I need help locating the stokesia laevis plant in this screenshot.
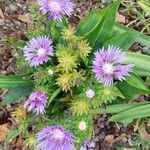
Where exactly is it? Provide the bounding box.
[37,0,74,20]
[37,125,75,150]
[92,45,134,86]
[2,0,150,149]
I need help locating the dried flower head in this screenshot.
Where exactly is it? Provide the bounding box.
[23,36,53,67]
[77,40,92,58]
[37,125,75,150]
[38,0,74,20]
[24,91,48,115]
[71,99,90,116]
[92,45,134,86]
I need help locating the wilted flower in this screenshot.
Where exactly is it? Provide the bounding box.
[24,91,47,115]
[37,125,75,150]
[37,0,74,20]
[23,36,53,67]
[86,89,95,99]
[92,45,134,86]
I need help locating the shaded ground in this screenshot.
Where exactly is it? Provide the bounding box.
[0,0,150,150]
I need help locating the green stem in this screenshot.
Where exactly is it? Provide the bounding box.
[47,88,61,107]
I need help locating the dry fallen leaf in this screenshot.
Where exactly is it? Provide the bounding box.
[138,124,150,140]
[18,15,31,23]
[0,124,10,142]
[15,136,24,147]
[0,8,5,19]
[116,12,126,23]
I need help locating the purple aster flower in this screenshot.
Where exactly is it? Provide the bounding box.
[86,89,95,99]
[37,0,74,20]
[24,91,47,115]
[37,125,75,150]
[80,140,95,150]
[92,45,134,86]
[23,36,53,67]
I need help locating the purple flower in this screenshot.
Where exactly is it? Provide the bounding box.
[80,140,95,150]
[23,36,53,67]
[24,91,47,115]
[92,45,134,86]
[86,89,95,99]
[37,125,75,150]
[37,0,74,20]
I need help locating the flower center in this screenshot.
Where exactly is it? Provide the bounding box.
[53,129,64,139]
[78,121,87,131]
[37,48,46,56]
[103,63,114,74]
[48,1,61,12]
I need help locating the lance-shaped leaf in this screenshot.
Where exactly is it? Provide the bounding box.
[91,101,150,114]
[104,32,135,51]
[2,86,33,105]
[114,24,150,47]
[109,104,150,126]
[125,52,150,76]
[85,0,121,48]
[0,76,33,89]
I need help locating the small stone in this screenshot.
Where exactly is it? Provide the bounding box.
[9,4,18,12]
[98,132,106,140]
[0,19,5,26]
[105,135,114,144]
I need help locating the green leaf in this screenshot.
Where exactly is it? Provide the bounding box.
[117,82,143,99]
[85,0,121,48]
[91,101,150,114]
[6,130,20,143]
[0,76,33,89]
[104,32,135,51]
[76,9,102,36]
[125,73,150,92]
[47,88,61,106]
[138,0,150,15]
[2,86,33,105]
[109,104,150,125]
[114,24,150,47]
[125,52,150,76]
